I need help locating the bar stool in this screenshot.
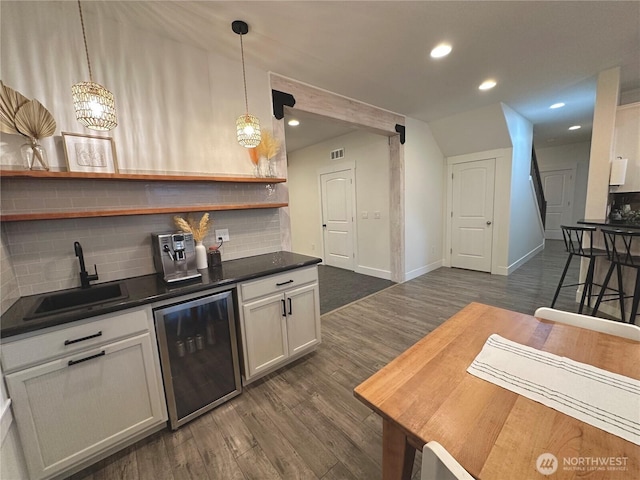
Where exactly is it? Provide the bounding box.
[592,229,640,325]
[551,226,609,313]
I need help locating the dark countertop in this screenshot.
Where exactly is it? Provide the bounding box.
[578,219,640,229]
[1,251,321,339]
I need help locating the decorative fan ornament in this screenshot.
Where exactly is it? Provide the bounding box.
[14,100,57,139]
[0,81,29,135]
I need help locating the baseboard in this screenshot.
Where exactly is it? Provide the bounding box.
[506,242,545,275]
[354,265,391,280]
[405,259,443,282]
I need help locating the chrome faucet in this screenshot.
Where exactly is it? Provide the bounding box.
[74,241,98,289]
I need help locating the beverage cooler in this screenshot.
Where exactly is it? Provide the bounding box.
[153,290,241,429]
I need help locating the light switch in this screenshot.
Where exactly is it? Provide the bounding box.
[362,211,368,219]
[374,211,381,219]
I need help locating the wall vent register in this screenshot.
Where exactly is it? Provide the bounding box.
[330,148,345,160]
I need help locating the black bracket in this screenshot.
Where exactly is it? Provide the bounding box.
[272,90,296,120]
[395,124,406,144]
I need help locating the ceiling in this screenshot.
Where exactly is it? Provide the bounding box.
[90,1,640,151]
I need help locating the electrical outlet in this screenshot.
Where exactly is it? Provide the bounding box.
[215,229,230,242]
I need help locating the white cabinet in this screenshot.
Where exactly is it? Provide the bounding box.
[239,266,321,383]
[1,308,166,480]
[612,102,640,192]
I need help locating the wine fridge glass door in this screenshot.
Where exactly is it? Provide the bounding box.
[154,290,241,429]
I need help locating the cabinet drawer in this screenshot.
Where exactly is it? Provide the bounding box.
[1,308,149,372]
[240,266,318,302]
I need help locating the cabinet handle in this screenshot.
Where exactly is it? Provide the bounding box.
[288,297,292,315]
[276,279,294,287]
[68,350,106,366]
[281,299,286,317]
[64,331,103,346]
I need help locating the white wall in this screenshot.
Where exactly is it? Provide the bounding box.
[403,117,445,280]
[502,104,545,271]
[288,131,391,278]
[536,141,591,224]
[428,103,512,157]
[0,1,272,175]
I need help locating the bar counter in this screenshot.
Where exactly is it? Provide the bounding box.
[578,218,640,229]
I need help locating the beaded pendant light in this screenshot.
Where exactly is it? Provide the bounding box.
[71,0,117,131]
[232,20,261,148]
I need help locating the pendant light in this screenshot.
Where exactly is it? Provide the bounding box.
[232,20,261,148]
[71,0,117,131]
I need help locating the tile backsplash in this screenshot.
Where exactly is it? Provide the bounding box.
[3,209,281,298]
[0,177,286,303]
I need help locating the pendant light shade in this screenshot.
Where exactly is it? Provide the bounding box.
[236,113,261,148]
[232,20,261,148]
[72,0,117,131]
[72,81,117,131]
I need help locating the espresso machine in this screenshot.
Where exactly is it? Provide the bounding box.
[152,232,202,283]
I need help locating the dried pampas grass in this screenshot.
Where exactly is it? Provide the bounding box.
[14,99,56,139]
[174,213,211,243]
[248,146,259,165]
[256,130,280,159]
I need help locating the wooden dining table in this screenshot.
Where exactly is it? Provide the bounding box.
[353,302,640,480]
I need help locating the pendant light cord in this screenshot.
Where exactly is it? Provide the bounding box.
[239,33,249,115]
[77,0,93,82]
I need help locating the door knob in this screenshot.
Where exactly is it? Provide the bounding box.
[486,221,492,225]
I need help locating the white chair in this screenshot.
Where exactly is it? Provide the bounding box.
[534,307,640,341]
[421,441,474,480]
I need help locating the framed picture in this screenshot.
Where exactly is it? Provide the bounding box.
[62,132,118,174]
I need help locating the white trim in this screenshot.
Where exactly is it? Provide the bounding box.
[354,265,391,280]
[506,241,545,275]
[405,259,443,282]
[1,399,13,445]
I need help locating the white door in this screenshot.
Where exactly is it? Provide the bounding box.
[541,169,575,240]
[451,159,495,272]
[320,170,354,270]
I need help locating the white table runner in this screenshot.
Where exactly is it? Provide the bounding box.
[467,334,640,446]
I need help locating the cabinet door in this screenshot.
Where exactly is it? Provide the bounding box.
[286,283,321,356]
[242,293,289,378]
[5,333,165,480]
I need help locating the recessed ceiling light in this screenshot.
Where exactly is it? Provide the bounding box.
[287,119,300,126]
[550,102,565,109]
[430,43,452,58]
[568,125,581,130]
[478,79,497,91]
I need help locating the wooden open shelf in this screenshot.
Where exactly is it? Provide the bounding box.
[0,203,289,222]
[0,169,286,183]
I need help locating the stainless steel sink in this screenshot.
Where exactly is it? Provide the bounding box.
[25,282,129,320]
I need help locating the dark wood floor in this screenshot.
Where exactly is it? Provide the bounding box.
[71,240,578,480]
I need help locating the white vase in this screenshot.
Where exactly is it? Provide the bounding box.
[195,241,207,269]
